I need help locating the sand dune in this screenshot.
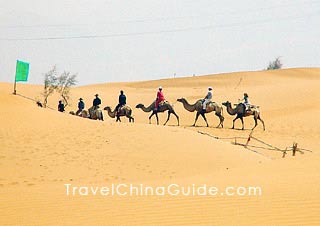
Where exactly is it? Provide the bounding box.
[1,68,320,225]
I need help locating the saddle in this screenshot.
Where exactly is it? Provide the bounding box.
[244,105,260,115]
[158,100,168,107]
[117,104,126,112]
[203,101,215,110]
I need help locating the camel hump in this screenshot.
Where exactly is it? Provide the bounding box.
[205,101,215,106]
[250,105,260,112]
[121,105,131,112]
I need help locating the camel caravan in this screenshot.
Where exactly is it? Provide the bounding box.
[67,87,265,131]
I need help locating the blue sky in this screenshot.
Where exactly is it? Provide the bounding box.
[0,0,319,85]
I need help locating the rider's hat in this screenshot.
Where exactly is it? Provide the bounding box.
[159,86,162,90]
[95,94,99,96]
[244,93,248,97]
[208,87,213,91]
[79,98,83,100]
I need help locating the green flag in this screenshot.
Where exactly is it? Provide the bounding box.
[15,60,29,82]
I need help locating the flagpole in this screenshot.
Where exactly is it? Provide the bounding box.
[13,75,17,95]
[13,60,17,95]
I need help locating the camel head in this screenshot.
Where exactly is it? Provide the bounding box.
[136,104,144,109]
[222,101,231,107]
[103,106,111,111]
[177,98,185,103]
[69,111,75,115]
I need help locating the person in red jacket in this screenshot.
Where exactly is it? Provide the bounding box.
[154,86,165,111]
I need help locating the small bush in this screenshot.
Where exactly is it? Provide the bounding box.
[267,57,282,70]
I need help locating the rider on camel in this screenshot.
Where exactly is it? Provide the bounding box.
[202,87,213,113]
[154,86,165,112]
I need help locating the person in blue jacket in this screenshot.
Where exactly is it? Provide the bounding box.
[115,90,127,116]
[76,98,85,115]
[58,100,65,112]
[93,94,101,110]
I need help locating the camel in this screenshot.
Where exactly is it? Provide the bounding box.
[69,110,89,118]
[136,101,179,126]
[103,106,134,122]
[177,98,224,128]
[222,101,265,131]
[88,107,104,121]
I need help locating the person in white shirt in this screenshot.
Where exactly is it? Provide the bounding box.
[202,87,213,112]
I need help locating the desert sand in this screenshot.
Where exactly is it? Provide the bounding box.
[1,68,320,225]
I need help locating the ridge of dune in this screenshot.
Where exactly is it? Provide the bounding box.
[1,68,320,225]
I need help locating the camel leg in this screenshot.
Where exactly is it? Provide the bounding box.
[232,116,240,129]
[221,115,224,128]
[149,112,155,124]
[155,113,159,125]
[164,112,171,126]
[215,112,224,128]
[171,111,179,126]
[240,117,244,130]
[252,116,258,130]
[127,115,134,123]
[193,112,200,126]
[201,113,209,127]
[258,115,265,131]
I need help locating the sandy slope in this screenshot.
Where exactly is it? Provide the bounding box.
[0,68,320,225]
